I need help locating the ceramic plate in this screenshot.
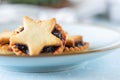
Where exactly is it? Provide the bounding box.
[0,23,120,72]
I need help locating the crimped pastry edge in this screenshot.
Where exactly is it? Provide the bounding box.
[63,42,89,54]
[0,44,14,55]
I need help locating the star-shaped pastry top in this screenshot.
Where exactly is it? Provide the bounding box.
[10,16,62,56]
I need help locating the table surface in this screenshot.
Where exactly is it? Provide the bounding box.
[0,21,120,80]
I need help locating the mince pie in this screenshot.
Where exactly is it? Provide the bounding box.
[10,16,66,56]
[0,16,89,56]
[64,35,89,53]
[0,31,14,54]
[0,31,12,45]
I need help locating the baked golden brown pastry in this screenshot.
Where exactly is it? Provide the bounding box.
[0,31,14,54]
[10,16,66,56]
[64,35,89,53]
[0,44,13,55]
[0,16,89,56]
[0,31,12,45]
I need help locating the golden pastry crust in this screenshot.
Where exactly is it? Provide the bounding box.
[64,35,89,53]
[63,42,89,53]
[10,16,66,56]
[65,35,83,47]
[0,31,12,45]
[0,44,14,55]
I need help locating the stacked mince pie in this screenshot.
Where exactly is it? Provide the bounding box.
[0,16,89,56]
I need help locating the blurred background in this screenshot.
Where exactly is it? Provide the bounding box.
[0,0,120,30]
